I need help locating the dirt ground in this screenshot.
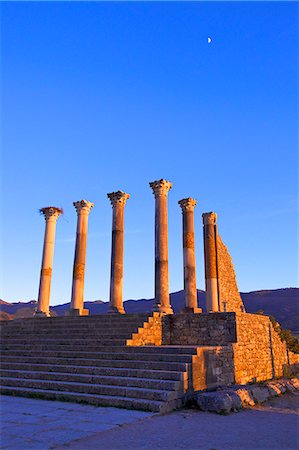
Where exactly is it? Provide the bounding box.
[57,393,299,450]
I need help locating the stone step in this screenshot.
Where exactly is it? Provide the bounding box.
[0,362,186,381]
[1,337,134,348]
[0,315,150,328]
[1,313,149,323]
[1,325,145,335]
[1,355,188,371]
[0,369,181,391]
[0,342,198,354]
[0,349,194,363]
[1,333,135,341]
[0,386,179,413]
[1,325,144,334]
[1,340,127,351]
[1,320,147,328]
[0,377,180,402]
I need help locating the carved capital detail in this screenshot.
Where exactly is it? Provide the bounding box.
[107,190,130,207]
[178,197,197,212]
[73,199,94,215]
[202,212,217,225]
[40,207,63,222]
[149,179,172,198]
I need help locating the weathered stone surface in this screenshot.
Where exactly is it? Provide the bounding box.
[216,234,245,313]
[162,313,237,346]
[178,198,199,312]
[195,392,233,414]
[226,390,243,411]
[234,388,255,406]
[290,378,299,389]
[150,179,173,314]
[250,386,270,403]
[193,377,299,414]
[265,381,281,396]
[126,313,163,346]
[232,312,299,384]
[36,207,62,317]
[107,191,129,314]
[70,200,94,316]
[126,311,299,390]
[284,381,296,393]
[202,212,245,313]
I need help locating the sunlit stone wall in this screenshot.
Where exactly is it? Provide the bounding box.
[216,234,245,313]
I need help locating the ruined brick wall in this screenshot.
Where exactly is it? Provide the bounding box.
[191,346,235,390]
[126,313,163,346]
[233,313,273,383]
[288,350,299,365]
[162,313,237,346]
[233,312,299,384]
[126,311,298,387]
[269,322,288,378]
[216,234,245,313]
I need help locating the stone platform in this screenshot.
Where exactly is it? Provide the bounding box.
[0,314,202,413]
[1,312,298,413]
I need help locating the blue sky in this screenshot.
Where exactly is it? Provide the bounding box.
[1,1,298,305]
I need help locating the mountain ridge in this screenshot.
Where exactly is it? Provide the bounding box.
[1,288,298,333]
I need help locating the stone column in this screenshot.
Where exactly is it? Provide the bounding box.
[35,207,62,317]
[69,200,94,316]
[178,198,201,313]
[149,179,173,314]
[107,191,130,314]
[202,212,219,312]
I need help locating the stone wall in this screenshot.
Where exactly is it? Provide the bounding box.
[126,311,299,388]
[233,312,299,384]
[269,321,288,378]
[162,313,237,346]
[191,346,235,391]
[233,313,274,383]
[216,234,245,313]
[126,313,163,346]
[288,350,299,366]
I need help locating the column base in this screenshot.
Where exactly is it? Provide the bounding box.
[67,308,89,316]
[152,303,173,315]
[34,310,50,318]
[107,306,125,314]
[180,307,202,314]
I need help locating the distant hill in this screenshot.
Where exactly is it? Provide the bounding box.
[1,288,298,333]
[241,289,299,333]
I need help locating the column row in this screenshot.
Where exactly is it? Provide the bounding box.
[35,179,220,317]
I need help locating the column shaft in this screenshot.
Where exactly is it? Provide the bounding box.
[150,179,173,314]
[179,198,201,313]
[36,207,62,317]
[70,200,94,316]
[109,205,125,313]
[108,191,130,314]
[202,212,219,312]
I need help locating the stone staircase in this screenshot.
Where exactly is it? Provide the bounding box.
[0,314,200,413]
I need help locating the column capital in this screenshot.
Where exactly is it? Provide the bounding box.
[202,211,217,225]
[178,197,197,213]
[107,190,130,207]
[149,179,172,198]
[39,207,63,222]
[73,199,94,215]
